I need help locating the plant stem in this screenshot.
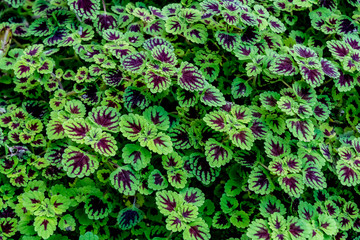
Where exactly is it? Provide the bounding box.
[102,0,107,13]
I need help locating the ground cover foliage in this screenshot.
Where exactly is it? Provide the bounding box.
[1,0,360,239]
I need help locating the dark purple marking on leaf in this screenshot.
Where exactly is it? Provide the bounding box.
[153,47,175,64]
[344,204,357,215]
[265,202,280,214]
[17,64,30,76]
[171,172,183,184]
[70,0,99,18]
[190,154,218,185]
[153,173,164,185]
[202,88,223,105]
[338,18,357,34]
[96,13,117,31]
[91,109,118,131]
[66,151,92,175]
[289,223,304,237]
[126,119,142,135]
[319,0,336,9]
[27,46,41,56]
[169,126,191,149]
[158,194,176,212]
[305,166,324,186]
[184,192,199,204]
[0,219,16,235]
[113,168,136,191]
[232,130,250,145]
[300,66,323,86]
[217,32,237,50]
[339,216,350,228]
[105,31,121,41]
[39,61,49,71]
[314,105,326,118]
[295,45,316,58]
[353,218,360,230]
[281,176,300,193]
[252,169,271,192]
[272,57,296,75]
[143,38,173,51]
[223,12,238,24]
[179,62,205,91]
[242,27,259,44]
[96,135,114,155]
[328,41,349,58]
[337,72,354,89]
[250,120,267,138]
[150,6,165,18]
[46,28,67,45]
[149,21,162,33]
[201,1,220,13]
[31,20,51,36]
[189,29,202,40]
[66,122,89,138]
[267,140,284,157]
[153,136,167,147]
[241,13,256,25]
[129,151,141,164]
[0,115,12,125]
[264,96,277,107]
[288,120,312,140]
[14,25,28,36]
[122,52,146,72]
[14,175,25,184]
[254,224,270,240]
[147,71,170,91]
[124,87,147,110]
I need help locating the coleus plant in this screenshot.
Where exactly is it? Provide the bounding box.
[1,0,360,239]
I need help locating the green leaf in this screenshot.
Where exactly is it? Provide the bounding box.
[183,218,211,240]
[34,216,57,239]
[147,132,173,155]
[110,165,139,195]
[205,139,233,168]
[62,146,99,178]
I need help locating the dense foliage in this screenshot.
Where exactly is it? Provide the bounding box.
[1,0,360,239]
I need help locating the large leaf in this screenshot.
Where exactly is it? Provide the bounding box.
[68,0,100,19]
[229,127,254,150]
[303,163,327,190]
[278,174,304,198]
[62,146,98,178]
[117,207,143,230]
[34,216,57,239]
[248,166,275,195]
[183,218,211,240]
[122,144,151,171]
[120,114,147,141]
[110,165,139,195]
[155,190,180,216]
[189,153,220,185]
[63,118,91,144]
[246,219,271,240]
[178,61,205,92]
[147,132,173,155]
[286,118,315,142]
[87,106,120,132]
[205,139,233,168]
